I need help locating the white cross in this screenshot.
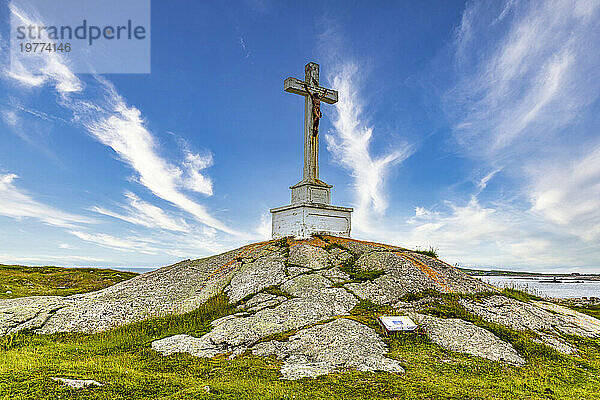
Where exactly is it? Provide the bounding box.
[284,62,338,184]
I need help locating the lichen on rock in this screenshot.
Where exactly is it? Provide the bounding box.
[3,236,599,380]
[409,312,526,366]
[288,244,330,270]
[225,253,286,303]
[460,295,599,353]
[252,318,404,379]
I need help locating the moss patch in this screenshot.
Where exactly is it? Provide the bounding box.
[338,257,384,282]
[261,285,295,299]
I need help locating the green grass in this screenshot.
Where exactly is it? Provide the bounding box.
[3,289,597,399]
[566,304,600,319]
[0,264,137,299]
[500,287,545,302]
[1,271,599,399]
[399,288,444,302]
[413,246,439,258]
[324,242,349,252]
[338,257,385,282]
[261,285,295,299]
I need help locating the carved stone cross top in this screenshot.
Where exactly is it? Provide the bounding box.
[284,62,338,185]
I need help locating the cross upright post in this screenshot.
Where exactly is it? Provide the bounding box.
[271,62,352,239]
[284,62,338,185]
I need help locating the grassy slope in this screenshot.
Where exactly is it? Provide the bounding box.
[0,267,599,399]
[0,264,138,299]
[568,305,600,319]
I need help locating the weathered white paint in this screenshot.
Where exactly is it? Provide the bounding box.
[290,181,331,205]
[270,203,352,239]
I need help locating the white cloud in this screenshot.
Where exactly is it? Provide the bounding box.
[4,4,238,237]
[449,0,600,158]
[530,144,600,242]
[405,0,600,270]
[326,62,413,233]
[337,0,600,271]
[239,36,251,58]
[76,81,236,234]
[69,230,160,254]
[0,173,93,228]
[181,150,214,196]
[1,109,18,126]
[477,168,502,191]
[92,192,189,232]
[255,212,271,240]
[69,225,230,259]
[407,196,507,248]
[7,4,83,95]
[0,254,107,265]
[399,192,600,269]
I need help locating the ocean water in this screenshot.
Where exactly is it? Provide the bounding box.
[475,275,600,299]
[112,266,156,274]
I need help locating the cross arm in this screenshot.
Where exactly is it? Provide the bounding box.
[284,77,338,104]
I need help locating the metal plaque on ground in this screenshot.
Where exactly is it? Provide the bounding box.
[378,315,418,332]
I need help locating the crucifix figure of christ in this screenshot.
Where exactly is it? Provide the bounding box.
[284,62,338,184]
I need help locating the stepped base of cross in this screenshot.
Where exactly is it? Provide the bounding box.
[270,179,352,239]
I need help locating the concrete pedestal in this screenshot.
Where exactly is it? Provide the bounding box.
[271,180,352,239]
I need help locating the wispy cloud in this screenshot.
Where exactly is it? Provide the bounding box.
[255,212,271,240]
[4,4,238,237]
[0,253,107,264]
[407,196,510,252]
[69,230,161,254]
[6,5,82,95]
[180,147,214,196]
[68,227,228,260]
[0,173,92,228]
[407,0,600,269]
[239,37,251,59]
[530,144,600,242]
[1,109,18,126]
[91,192,189,232]
[315,1,600,270]
[476,168,503,192]
[326,62,413,232]
[449,0,600,158]
[75,80,236,234]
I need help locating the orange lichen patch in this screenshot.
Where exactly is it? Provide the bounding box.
[398,252,452,293]
[409,252,499,292]
[322,235,406,251]
[288,236,330,248]
[199,240,275,292]
[414,252,461,272]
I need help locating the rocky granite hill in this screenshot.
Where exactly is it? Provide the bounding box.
[1,236,599,380]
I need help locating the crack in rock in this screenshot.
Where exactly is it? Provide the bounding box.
[252,318,404,379]
[409,312,526,366]
[460,295,599,354]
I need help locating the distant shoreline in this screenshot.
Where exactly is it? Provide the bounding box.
[460,268,600,281]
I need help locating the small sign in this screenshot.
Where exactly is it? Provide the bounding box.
[378,315,417,332]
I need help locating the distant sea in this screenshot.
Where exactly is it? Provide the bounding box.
[111,266,156,274]
[475,276,600,299]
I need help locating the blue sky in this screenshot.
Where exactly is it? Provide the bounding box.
[1,0,599,272]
